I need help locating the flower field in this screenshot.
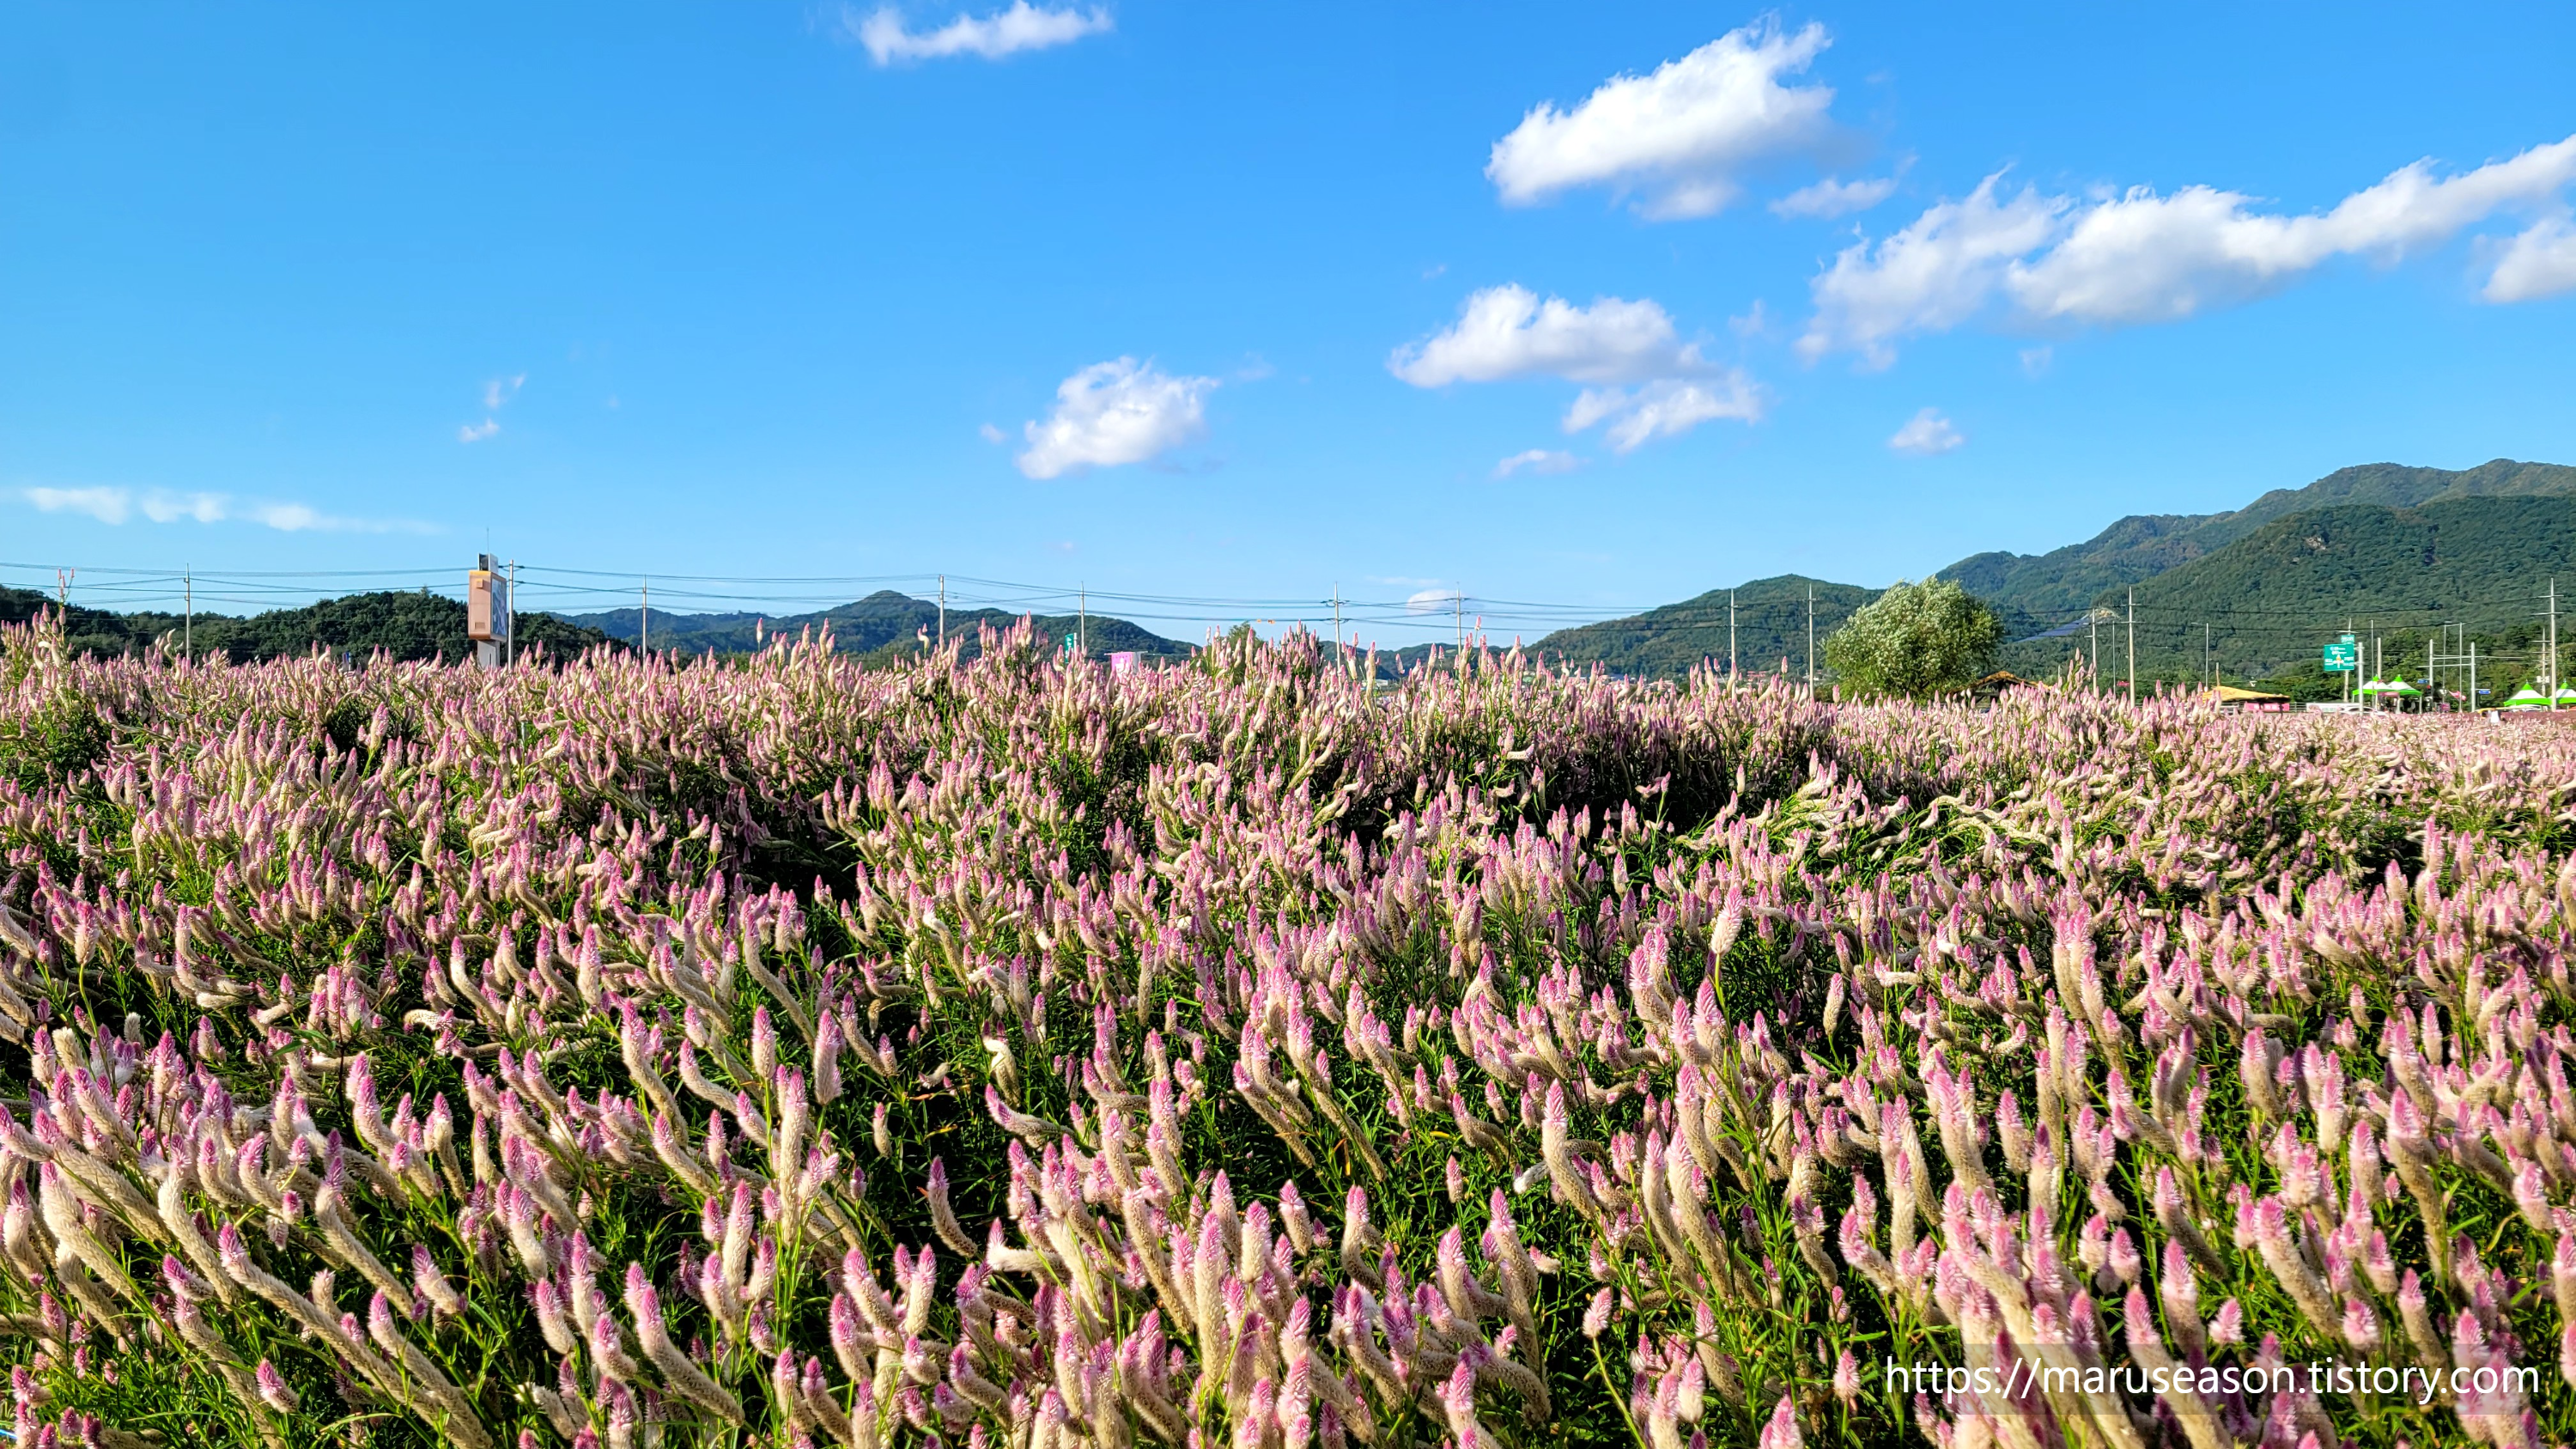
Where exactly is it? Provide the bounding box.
[5,612,2576,1449]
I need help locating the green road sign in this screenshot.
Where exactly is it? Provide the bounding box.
[2323,642,2358,673]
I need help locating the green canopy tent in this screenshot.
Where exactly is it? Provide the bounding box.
[2504,686,2550,709]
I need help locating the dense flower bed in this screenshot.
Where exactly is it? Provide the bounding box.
[2,612,2574,1449]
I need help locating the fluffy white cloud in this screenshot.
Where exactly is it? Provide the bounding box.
[17,486,428,533]
[849,2,1110,65]
[1771,174,1897,220]
[1565,376,1764,453]
[1394,285,1760,450]
[1486,21,1835,219]
[1390,285,1708,387]
[459,418,501,443]
[2484,214,2576,302]
[1016,357,1217,479]
[1406,588,1463,615]
[1492,448,1583,478]
[1887,407,1964,455]
[1797,177,2065,367]
[1801,134,2576,365]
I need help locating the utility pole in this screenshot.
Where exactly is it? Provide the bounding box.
[2203,623,2210,688]
[2090,611,2099,691]
[183,568,192,662]
[2470,642,2477,712]
[641,577,649,654]
[2551,578,2561,710]
[2125,588,2136,703]
[1728,590,1737,688]
[1078,584,1086,656]
[1455,588,1464,651]
[507,558,517,668]
[938,575,946,648]
[1332,586,1342,663]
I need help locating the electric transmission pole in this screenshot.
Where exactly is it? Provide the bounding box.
[2126,588,2136,703]
[1728,590,1737,688]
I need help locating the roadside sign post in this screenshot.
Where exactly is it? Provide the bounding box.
[2324,635,2357,709]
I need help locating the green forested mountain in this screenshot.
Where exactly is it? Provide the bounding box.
[557,588,1193,662]
[0,587,619,663]
[1534,462,2576,685]
[1530,575,1876,680]
[1938,459,2576,621]
[1996,495,2576,693]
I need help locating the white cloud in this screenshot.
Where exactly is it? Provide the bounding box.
[1797,176,2065,368]
[2019,346,2053,378]
[1390,285,1709,387]
[24,486,130,525]
[1887,407,1964,455]
[1486,20,1836,219]
[15,485,430,533]
[1016,357,1217,479]
[459,418,501,443]
[1492,448,1583,478]
[2484,214,2576,302]
[1406,588,1463,615]
[483,374,526,411]
[1771,174,1897,219]
[978,422,1007,444]
[1565,376,1764,453]
[2011,139,2576,323]
[848,2,1110,65]
[1801,133,2576,364]
[1394,284,1761,450]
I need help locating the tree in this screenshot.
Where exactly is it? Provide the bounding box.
[1821,576,2002,698]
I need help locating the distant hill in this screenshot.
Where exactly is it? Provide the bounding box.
[1941,459,2576,622]
[0,587,619,664]
[1996,495,2576,693]
[556,589,1194,662]
[1531,575,1876,680]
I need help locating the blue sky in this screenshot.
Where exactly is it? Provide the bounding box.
[4,2,2574,643]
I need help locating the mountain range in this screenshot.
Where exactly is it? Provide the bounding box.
[15,459,2574,696]
[556,590,1194,664]
[1941,459,2576,624]
[1536,459,2576,694]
